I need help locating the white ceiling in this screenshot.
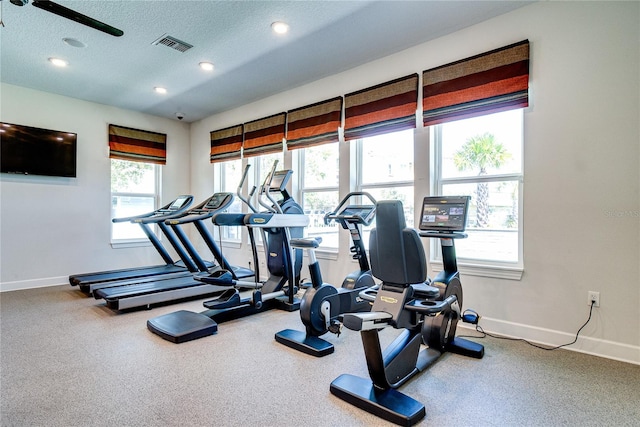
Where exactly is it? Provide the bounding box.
[0,0,530,123]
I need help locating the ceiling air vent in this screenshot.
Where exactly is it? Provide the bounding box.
[152,34,193,53]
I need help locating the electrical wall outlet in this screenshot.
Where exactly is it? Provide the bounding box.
[588,291,600,307]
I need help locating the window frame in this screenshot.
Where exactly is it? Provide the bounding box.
[431,111,525,280]
[215,159,244,245]
[354,129,416,250]
[296,143,341,253]
[110,160,161,248]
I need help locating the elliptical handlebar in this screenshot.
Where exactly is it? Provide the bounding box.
[258,160,280,213]
[237,164,258,214]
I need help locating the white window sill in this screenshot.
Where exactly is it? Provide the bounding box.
[110,239,152,249]
[221,239,242,249]
[431,261,524,280]
[316,248,339,261]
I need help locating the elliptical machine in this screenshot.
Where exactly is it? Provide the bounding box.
[275,192,377,357]
[330,197,484,426]
[146,162,307,343]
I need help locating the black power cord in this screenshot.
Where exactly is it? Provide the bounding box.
[459,301,596,351]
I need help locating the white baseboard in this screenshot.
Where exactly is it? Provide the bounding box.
[458,317,640,366]
[0,276,67,292]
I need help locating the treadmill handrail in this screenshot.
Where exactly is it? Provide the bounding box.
[165,192,235,225]
[112,195,194,223]
[137,209,196,224]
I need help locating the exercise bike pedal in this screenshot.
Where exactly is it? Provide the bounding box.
[203,289,241,309]
[328,320,342,337]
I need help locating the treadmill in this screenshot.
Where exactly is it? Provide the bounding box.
[93,191,253,310]
[69,195,197,294]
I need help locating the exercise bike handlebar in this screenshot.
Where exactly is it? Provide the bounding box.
[419,231,468,240]
[346,291,457,333]
[358,286,379,302]
[404,294,457,316]
[324,191,377,226]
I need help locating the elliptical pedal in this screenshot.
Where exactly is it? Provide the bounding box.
[203,289,241,309]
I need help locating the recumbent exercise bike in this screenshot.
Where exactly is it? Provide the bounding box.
[330,196,484,426]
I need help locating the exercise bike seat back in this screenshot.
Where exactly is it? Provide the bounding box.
[369,200,426,287]
[361,200,438,324]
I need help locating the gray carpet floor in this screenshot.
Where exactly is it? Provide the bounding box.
[1,284,639,427]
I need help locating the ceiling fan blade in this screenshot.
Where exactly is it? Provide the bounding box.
[32,0,123,37]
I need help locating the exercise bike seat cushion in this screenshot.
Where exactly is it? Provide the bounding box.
[290,237,322,249]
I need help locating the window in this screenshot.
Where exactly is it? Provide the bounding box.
[433,109,523,270]
[298,142,340,248]
[356,129,415,246]
[217,159,243,240]
[110,159,160,242]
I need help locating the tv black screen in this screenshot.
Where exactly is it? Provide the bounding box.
[1,122,77,178]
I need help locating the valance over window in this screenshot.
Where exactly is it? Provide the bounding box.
[422,40,530,126]
[108,124,167,164]
[242,113,286,158]
[210,124,243,163]
[286,97,343,150]
[344,74,418,141]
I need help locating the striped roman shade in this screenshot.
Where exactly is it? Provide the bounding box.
[286,97,343,150]
[108,124,167,164]
[242,113,286,158]
[210,124,243,163]
[344,74,418,141]
[422,40,530,126]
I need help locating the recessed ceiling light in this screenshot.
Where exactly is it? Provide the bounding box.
[271,21,289,34]
[199,61,214,71]
[154,87,167,94]
[62,38,86,48]
[48,57,68,67]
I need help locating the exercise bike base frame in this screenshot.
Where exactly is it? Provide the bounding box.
[274,329,334,357]
[330,373,425,427]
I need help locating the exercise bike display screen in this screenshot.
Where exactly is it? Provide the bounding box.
[339,206,375,223]
[419,196,470,232]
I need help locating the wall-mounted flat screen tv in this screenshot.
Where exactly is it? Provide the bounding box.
[1,122,77,178]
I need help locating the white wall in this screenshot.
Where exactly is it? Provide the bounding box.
[190,2,640,363]
[0,84,191,290]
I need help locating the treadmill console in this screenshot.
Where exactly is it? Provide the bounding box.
[419,196,470,233]
[168,195,191,211]
[204,192,233,210]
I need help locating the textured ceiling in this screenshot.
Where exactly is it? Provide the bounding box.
[0,0,530,123]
